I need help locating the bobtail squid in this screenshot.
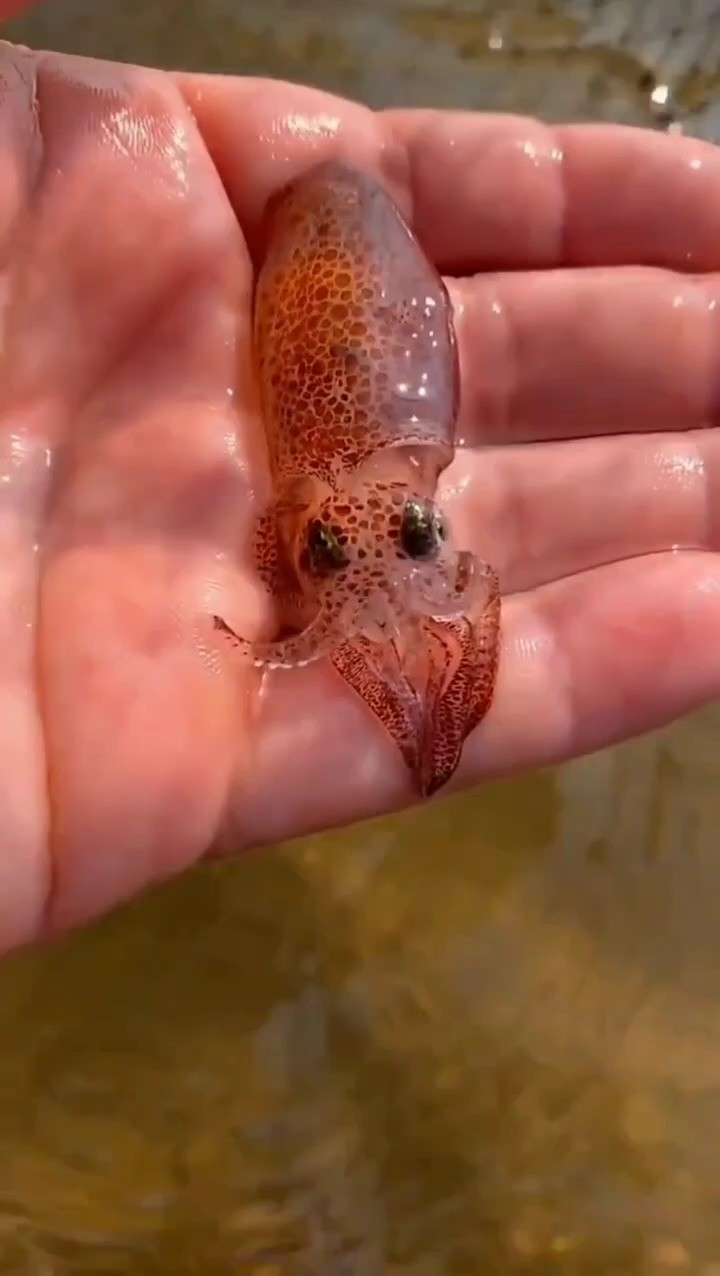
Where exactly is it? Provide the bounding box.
[213,161,500,797]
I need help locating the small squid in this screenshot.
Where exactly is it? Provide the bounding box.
[214,161,500,796]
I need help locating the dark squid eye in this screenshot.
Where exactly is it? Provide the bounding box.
[400,499,446,561]
[307,520,350,573]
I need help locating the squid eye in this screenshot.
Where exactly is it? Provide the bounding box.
[307,520,350,573]
[400,499,446,561]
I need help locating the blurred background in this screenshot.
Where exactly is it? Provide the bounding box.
[2,1,720,1272]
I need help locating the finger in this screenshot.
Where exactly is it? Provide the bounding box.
[442,428,720,596]
[233,550,720,848]
[470,549,720,780]
[179,77,409,262]
[180,75,720,273]
[451,267,720,446]
[387,112,720,274]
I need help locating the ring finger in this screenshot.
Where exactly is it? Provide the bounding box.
[442,427,720,597]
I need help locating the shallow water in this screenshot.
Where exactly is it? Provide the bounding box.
[2,1,720,1272]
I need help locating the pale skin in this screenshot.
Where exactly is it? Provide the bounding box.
[1,29,720,953]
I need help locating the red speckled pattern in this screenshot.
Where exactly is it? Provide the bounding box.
[214,163,500,797]
[254,161,458,484]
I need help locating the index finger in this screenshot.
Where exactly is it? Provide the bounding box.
[180,76,720,275]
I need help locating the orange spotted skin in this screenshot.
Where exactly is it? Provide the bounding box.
[255,162,457,485]
[213,161,500,797]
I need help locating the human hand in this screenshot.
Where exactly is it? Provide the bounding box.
[1,48,719,951]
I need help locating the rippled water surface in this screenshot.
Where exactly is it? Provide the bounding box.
[2,1,720,1272]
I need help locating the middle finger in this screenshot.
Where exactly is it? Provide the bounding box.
[452,267,720,446]
[442,428,720,596]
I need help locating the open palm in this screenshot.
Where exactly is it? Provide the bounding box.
[2,46,719,951]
